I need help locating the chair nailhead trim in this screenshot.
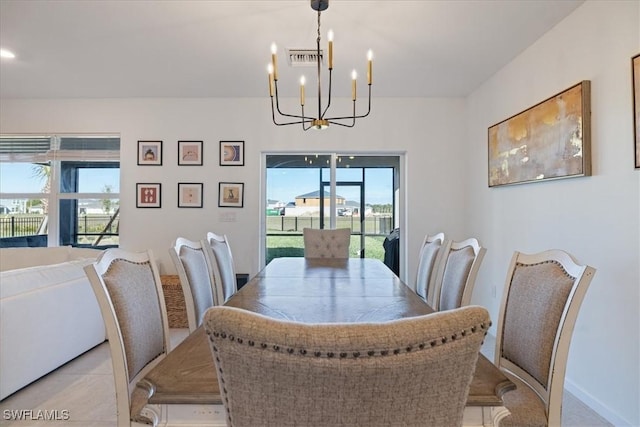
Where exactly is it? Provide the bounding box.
[103,258,152,275]
[205,320,489,359]
[516,260,576,279]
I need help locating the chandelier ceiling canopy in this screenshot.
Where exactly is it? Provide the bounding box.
[267,0,373,130]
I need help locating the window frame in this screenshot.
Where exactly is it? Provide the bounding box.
[0,134,120,247]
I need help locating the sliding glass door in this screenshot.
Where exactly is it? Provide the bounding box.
[264,154,399,265]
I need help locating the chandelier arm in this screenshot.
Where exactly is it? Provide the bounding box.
[327,119,356,128]
[271,97,316,126]
[274,81,301,119]
[301,105,312,131]
[271,81,313,126]
[324,85,372,121]
[320,68,333,119]
[327,99,356,127]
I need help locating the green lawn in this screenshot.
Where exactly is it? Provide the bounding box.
[266,234,387,264]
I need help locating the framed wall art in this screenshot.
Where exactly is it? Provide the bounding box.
[178,140,203,166]
[488,80,591,187]
[219,141,244,166]
[138,140,162,166]
[136,183,161,208]
[218,182,244,208]
[178,183,203,208]
[633,53,640,168]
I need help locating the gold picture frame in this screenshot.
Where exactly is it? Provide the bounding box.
[488,81,591,187]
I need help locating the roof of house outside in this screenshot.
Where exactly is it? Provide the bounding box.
[296,191,345,200]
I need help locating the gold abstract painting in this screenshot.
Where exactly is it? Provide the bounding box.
[633,54,640,168]
[488,81,591,187]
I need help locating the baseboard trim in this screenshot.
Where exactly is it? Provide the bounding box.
[564,377,631,426]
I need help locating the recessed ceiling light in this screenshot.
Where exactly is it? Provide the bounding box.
[0,49,16,59]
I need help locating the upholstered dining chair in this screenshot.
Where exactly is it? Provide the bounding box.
[414,232,451,307]
[204,304,491,427]
[495,249,596,427]
[303,227,351,258]
[206,232,237,304]
[169,237,218,332]
[84,248,171,426]
[433,237,486,311]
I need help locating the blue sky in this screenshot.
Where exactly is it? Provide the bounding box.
[267,167,393,205]
[0,163,119,193]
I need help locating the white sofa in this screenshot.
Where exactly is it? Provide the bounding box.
[0,246,106,400]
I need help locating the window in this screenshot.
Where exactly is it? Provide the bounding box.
[0,135,120,248]
[264,153,400,264]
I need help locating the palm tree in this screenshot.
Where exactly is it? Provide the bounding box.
[102,185,113,213]
[30,163,51,214]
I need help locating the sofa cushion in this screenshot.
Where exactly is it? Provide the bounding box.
[0,247,70,272]
[0,258,96,299]
[0,246,102,272]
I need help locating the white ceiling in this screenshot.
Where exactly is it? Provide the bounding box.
[0,0,584,100]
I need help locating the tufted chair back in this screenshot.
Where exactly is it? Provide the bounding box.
[303,227,351,259]
[435,237,486,311]
[205,305,490,427]
[84,248,170,426]
[495,249,596,427]
[169,237,218,332]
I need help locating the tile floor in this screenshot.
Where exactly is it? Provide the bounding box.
[0,329,613,427]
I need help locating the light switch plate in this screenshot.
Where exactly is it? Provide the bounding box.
[219,212,236,222]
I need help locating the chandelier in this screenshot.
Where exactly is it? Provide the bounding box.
[267,0,372,130]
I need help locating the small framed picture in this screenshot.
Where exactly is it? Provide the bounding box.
[178,183,203,208]
[219,141,244,166]
[218,182,244,208]
[178,140,203,166]
[136,183,161,208]
[138,140,162,166]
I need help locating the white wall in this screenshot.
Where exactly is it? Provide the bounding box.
[0,97,467,283]
[467,1,639,425]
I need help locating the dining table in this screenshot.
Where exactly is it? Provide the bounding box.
[135,257,515,426]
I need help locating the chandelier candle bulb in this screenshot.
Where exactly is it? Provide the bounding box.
[270,43,278,80]
[267,64,274,97]
[351,70,357,101]
[300,76,306,106]
[328,30,334,69]
[367,50,373,85]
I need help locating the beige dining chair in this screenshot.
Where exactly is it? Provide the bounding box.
[414,232,450,307]
[433,237,486,311]
[303,227,351,258]
[84,248,171,426]
[169,237,219,332]
[495,249,596,427]
[206,231,237,304]
[204,304,490,427]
